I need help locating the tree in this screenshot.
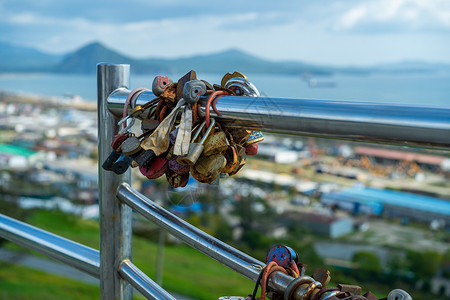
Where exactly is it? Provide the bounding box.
[407,250,442,280]
[352,251,382,280]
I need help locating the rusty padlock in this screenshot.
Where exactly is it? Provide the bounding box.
[203,128,229,157]
[222,132,238,174]
[223,145,238,174]
[176,119,215,166]
[166,169,189,188]
[228,128,251,146]
[176,70,197,101]
[193,153,226,178]
[228,144,246,176]
[191,164,220,183]
[139,157,168,179]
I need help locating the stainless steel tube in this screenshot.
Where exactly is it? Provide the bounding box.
[107,89,450,148]
[119,260,176,300]
[0,213,100,278]
[117,183,298,295]
[117,183,265,281]
[97,63,133,300]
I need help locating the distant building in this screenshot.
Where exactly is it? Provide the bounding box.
[354,146,450,172]
[0,143,44,169]
[321,187,450,227]
[281,211,353,238]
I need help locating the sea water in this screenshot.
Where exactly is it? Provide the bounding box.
[0,72,449,107]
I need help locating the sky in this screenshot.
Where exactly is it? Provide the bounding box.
[1,0,450,66]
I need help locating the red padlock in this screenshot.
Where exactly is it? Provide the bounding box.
[245,143,258,156]
[139,157,168,179]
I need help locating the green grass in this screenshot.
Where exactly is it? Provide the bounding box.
[2,210,254,299]
[0,262,100,300]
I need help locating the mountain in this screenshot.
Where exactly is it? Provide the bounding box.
[0,42,62,72]
[54,42,170,74]
[1,41,448,76]
[54,42,136,74]
[143,48,331,75]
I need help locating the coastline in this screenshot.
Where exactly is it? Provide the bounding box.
[0,90,96,111]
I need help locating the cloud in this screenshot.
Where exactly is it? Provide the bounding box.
[0,0,449,65]
[333,0,450,33]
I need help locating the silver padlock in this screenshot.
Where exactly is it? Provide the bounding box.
[177,119,215,166]
[387,289,412,300]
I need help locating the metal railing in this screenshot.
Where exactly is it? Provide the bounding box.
[0,62,449,299]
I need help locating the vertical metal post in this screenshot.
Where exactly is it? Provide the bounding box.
[97,63,133,300]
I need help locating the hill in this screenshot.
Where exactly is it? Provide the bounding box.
[0,42,62,72]
[1,41,449,76]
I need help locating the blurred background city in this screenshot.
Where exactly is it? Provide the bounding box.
[0,0,449,299]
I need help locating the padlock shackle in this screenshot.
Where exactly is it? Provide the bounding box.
[107,89,450,149]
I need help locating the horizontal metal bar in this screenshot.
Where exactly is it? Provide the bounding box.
[119,260,176,300]
[0,213,100,278]
[117,183,264,280]
[116,183,296,295]
[107,89,450,149]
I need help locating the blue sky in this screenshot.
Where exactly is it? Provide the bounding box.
[1,0,449,65]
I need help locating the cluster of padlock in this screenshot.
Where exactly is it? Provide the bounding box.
[102,71,264,187]
[237,245,413,300]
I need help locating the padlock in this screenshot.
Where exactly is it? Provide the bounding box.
[169,128,179,145]
[228,128,251,146]
[387,289,412,300]
[111,133,129,150]
[220,71,247,88]
[224,77,260,97]
[229,157,245,176]
[245,143,258,156]
[193,154,226,177]
[121,136,142,156]
[202,130,228,156]
[111,153,133,175]
[139,157,168,179]
[266,245,299,275]
[182,80,206,104]
[134,149,156,167]
[201,80,214,91]
[102,133,130,171]
[222,145,238,174]
[102,150,122,171]
[141,119,159,132]
[228,144,246,176]
[168,156,190,175]
[152,76,173,97]
[177,119,215,166]
[166,169,189,188]
[191,164,219,184]
[176,70,197,101]
[245,130,264,146]
[159,83,177,106]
